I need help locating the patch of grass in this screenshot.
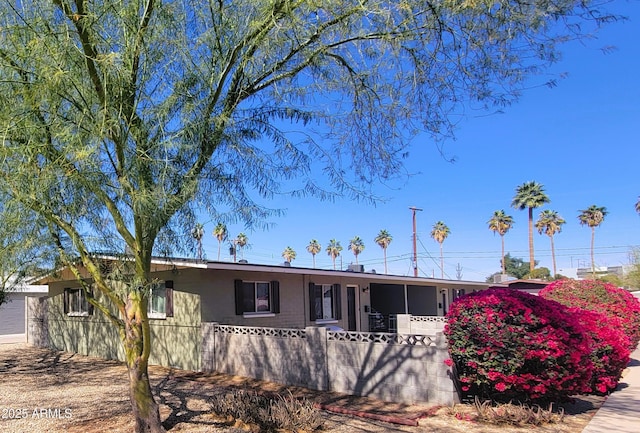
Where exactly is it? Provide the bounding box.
[210,390,324,432]
[472,397,565,426]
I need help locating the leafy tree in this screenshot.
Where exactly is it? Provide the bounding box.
[0,0,617,430]
[348,236,365,265]
[528,267,551,280]
[306,240,321,268]
[430,221,450,279]
[535,210,565,277]
[326,239,343,270]
[191,223,205,261]
[0,200,56,306]
[374,229,393,274]
[511,181,550,273]
[487,210,514,276]
[501,253,537,280]
[282,246,296,263]
[213,223,228,261]
[578,205,608,277]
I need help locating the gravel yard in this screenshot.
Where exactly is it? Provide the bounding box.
[0,343,604,433]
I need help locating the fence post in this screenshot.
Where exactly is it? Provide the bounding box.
[304,327,329,391]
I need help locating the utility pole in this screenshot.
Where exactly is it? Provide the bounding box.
[409,206,423,277]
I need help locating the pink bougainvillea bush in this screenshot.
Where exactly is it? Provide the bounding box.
[539,279,640,351]
[444,288,593,403]
[570,308,631,395]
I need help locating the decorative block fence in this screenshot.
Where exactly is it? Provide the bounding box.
[202,323,458,406]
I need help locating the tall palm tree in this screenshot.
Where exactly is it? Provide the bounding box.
[282,246,297,263]
[348,236,365,265]
[374,229,393,274]
[430,221,450,279]
[306,239,321,268]
[578,205,608,277]
[511,181,550,273]
[487,210,514,276]
[191,223,205,261]
[326,239,342,270]
[235,232,248,260]
[535,210,565,277]
[212,222,227,261]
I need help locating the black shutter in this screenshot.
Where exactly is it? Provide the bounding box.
[308,283,317,321]
[165,280,174,317]
[333,284,342,320]
[234,279,244,315]
[63,288,69,314]
[271,281,280,313]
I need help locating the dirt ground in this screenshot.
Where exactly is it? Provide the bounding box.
[0,344,605,433]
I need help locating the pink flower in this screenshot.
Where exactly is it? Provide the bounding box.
[495,383,507,392]
[444,358,453,367]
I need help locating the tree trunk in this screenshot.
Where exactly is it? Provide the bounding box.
[439,242,444,279]
[500,234,506,275]
[383,248,387,274]
[550,235,557,277]
[123,295,164,433]
[528,207,535,273]
[591,227,596,278]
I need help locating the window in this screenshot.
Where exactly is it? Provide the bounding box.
[148,280,174,319]
[63,288,93,316]
[234,280,280,315]
[309,283,341,321]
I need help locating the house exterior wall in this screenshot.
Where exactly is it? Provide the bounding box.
[202,323,457,406]
[44,279,202,371]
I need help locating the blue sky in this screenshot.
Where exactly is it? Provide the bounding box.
[194,2,640,281]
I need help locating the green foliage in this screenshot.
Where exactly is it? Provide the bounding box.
[494,253,538,280]
[526,267,551,280]
[0,199,56,304]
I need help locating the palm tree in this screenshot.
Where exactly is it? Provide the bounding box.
[212,222,227,261]
[487,210,514,276]
[235,232,248,260]
[191,223,205,261]
[578,205,608,277]
[535,210,565,277]
[348,236,365,265]
[374,229,393,274]
[511,181,550,273]
[430,221,450,279]
[636,196,640,215]
[306,239,321,268]
[326,239,342,270]
[282,246,297,263]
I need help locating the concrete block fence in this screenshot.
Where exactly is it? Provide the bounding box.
[201,323,458,406]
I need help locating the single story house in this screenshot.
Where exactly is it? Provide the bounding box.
[0,282,48,344]
[33,256,495,371]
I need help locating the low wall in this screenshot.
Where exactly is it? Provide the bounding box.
[396,314,447,335]
[202,323,457,406]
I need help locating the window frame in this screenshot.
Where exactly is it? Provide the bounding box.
[147,280,174,320]
[234,280,280,316]
[63,288,93,317]
[309,283,342,322]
